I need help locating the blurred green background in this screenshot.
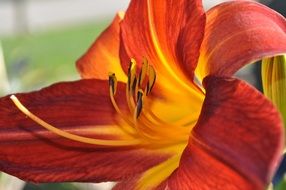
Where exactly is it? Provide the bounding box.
[0,0,130,95]
[2,21,107,91]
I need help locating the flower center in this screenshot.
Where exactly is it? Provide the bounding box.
[109,58,156,120]
[108,59,192,145]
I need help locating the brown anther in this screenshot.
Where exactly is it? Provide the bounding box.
[146,65,156,95]
[135,89,144,118]
[108,73,117,95]
[128,59,137,91]
[131,77,137,93]
[139,58,149,87]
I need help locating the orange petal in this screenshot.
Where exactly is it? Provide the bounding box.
[76,13,127,81]
[0,79,169,182]
[197,1,286,80]
[120,0,206,93]
[162,76,284,189]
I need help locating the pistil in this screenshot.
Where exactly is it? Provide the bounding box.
[10,95,141,146]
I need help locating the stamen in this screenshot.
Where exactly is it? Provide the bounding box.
[108,58,192,143]
[146,65,156,95]
[139,58,149,86]
[131,77,138,94]
[135,89,144,119]
[126,61,137,112]
[128,58,137,91]
[108,82,140,137]
[109,72,117,95]
[108,80,137,131]
[10,95,141,147]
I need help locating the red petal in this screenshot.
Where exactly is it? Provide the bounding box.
[76,13,127,81]
[197,1,286,80]
[0,79,169,183]
[163,77,284,189]
[120,0,205,88]
[112,177,138,190]
[176,2,206,79]
[119,0,206,121]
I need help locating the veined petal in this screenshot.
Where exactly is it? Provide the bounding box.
[120,0,205,123]
[120,0,205,94]
[177,2,206,79]
[76,13,127,82]
[161,77,284,190]
[197,1,286,80]
[0,79,169,183]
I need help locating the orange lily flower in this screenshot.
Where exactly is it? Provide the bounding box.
[1,0,286,189]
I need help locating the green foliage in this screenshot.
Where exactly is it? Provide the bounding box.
[275,177,286,190]
[24,183,79,190]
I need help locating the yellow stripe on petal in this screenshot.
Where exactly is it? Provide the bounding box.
[136,155,181,190]
[146,0,204,97]
[262,55,286,126]
[133,144,187,190]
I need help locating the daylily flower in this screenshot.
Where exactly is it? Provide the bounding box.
[1,0,286,189]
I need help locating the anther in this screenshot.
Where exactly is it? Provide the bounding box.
[128,59,137,91]
[109,72,117,95]
[139,58,148,86]
[131,77,137,93]
[146,65,156,95]
[135,89,144,118]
